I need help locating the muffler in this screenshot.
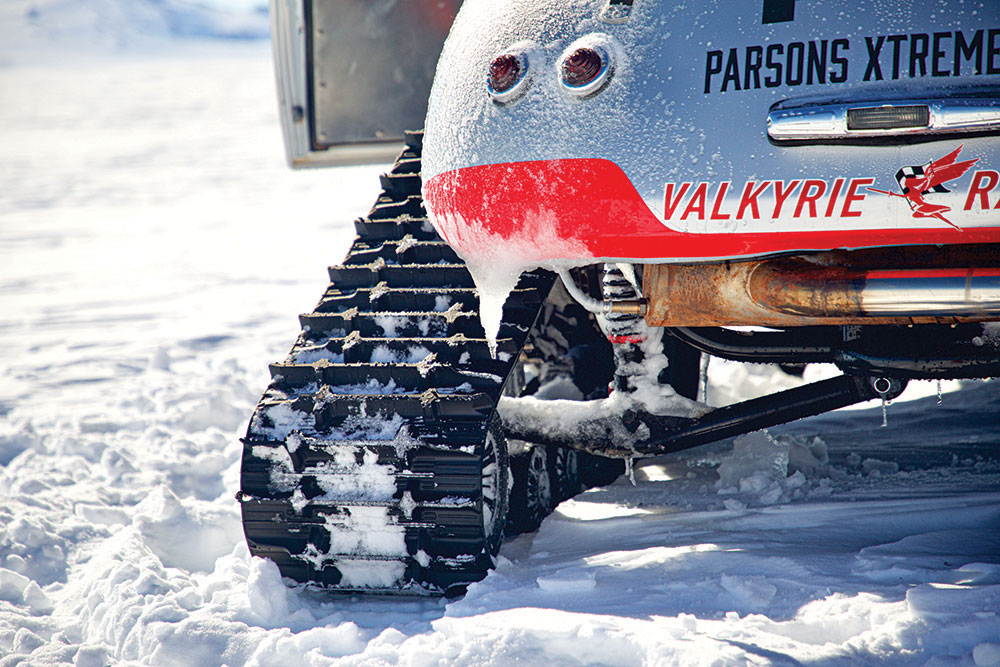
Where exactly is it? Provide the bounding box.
[644,245,1000,327]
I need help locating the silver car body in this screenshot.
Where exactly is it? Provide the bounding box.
[421,0,1000,263]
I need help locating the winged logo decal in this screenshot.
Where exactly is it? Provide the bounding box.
[868,145,979,230]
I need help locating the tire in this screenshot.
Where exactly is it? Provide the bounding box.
[547,445,583,503]
[479,421,510,569]
[506,444,552,534]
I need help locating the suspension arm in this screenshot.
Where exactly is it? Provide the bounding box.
[499,374,906,458]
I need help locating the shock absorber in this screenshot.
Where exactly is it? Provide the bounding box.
[600,264,648,395]
[556,264,674,402]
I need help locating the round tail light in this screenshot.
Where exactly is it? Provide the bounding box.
[488,53,529,102]
[562,48,603,86]
[489,55,521,92]
[560,45,612,96]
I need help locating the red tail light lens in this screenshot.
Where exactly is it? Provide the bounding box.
[488,54,522,94]
[561,47,604,87]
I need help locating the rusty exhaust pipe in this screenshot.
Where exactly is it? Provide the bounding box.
[644,245,1000,328]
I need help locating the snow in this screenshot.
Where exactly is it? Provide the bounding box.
[430,207,594,355]
[0,0,268,65]
[1,10,999,667]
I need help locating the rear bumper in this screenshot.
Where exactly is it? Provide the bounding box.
[423,158,1000,264]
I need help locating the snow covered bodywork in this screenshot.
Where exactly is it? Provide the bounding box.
[422,0,1000,328]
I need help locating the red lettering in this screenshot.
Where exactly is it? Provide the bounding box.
[793,179,827,218]
[772,180,801,218]
[842,177,873,218]
[964,170,1000,210]
[680,183,709,221]
[736,181,770,220]
[664,182,693,219]
[824,178,845,217]
[710,182,732,220]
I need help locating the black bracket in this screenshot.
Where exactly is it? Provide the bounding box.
[500,374,906,458]
[762,0,795,24]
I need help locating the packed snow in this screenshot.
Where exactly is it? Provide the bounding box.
[0,0,268,65]
[1,5,999,666]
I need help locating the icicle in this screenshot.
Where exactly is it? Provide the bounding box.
[626,456,636,486]
[937,380,943,406]
[881,397,888,428]
[699,353,710,404]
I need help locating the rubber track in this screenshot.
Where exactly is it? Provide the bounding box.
[239,132,555,594]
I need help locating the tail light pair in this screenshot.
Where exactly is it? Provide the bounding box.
[487,44,612,102]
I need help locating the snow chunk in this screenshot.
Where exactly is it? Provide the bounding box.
[720,573,777,611]
[0,420,37,466]
[537,570,596,593]
[252,402,312,441]
[313,449,397,502]
[289,346,344,364]
[787,436,830,477]
[716,431,788,502]
[973,322,1000,348]
[22,580,53,615]
[305,507,407,561]
[974,642,1000,666]
[132,485,241,572]
[370,345,432,364]
[246,556,290,627]
[334,559,406,589]
[74,645,110,667]
[722,498,747,513]
[861,458,900,476]
[0,568,30,603]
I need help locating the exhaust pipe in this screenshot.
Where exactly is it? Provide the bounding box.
[644,245,1000,327]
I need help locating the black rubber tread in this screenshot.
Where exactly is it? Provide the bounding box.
[315,286,540,314]
[344,239,463,266]
[326,263,477,289]
[240,133,555,595]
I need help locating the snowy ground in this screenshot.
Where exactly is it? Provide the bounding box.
[2,29,999,667]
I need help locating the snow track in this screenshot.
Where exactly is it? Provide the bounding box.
[240,133,557,593]
[1,44,998,666]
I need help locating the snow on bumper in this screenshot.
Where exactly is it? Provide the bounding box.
[423,158,1000,265]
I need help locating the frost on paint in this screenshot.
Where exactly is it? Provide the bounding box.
[420,0,663,350]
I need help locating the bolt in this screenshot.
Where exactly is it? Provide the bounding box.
[871,377,893,396]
